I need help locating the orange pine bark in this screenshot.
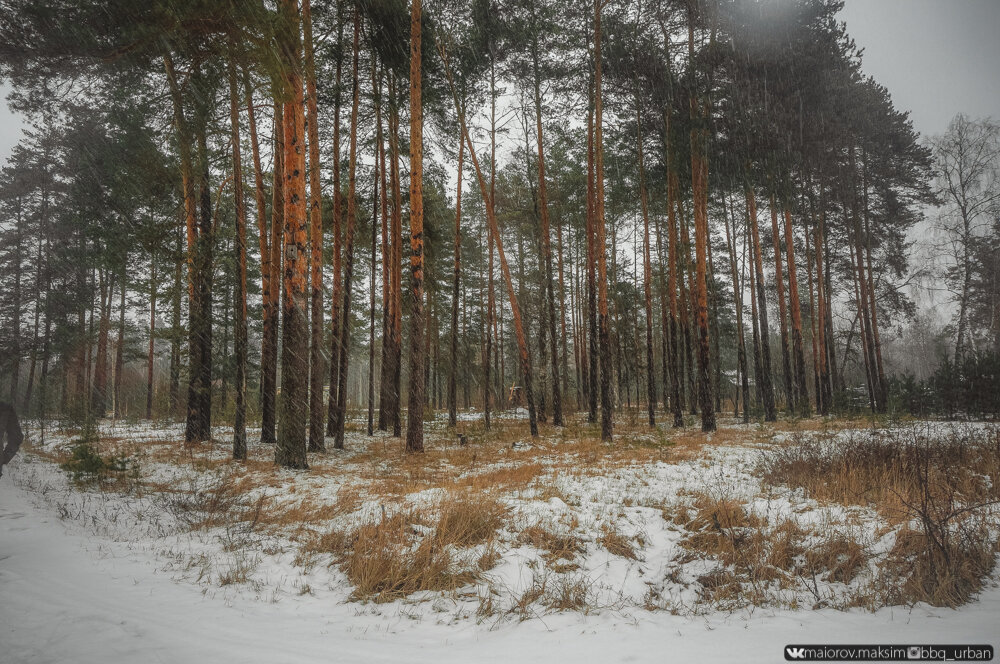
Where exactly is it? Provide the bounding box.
[303,0,326,452]
[275,0,309,469]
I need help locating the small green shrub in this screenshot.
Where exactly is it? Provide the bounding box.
[60,441,136,485]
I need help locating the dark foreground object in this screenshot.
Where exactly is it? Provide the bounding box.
[0,401,24,477]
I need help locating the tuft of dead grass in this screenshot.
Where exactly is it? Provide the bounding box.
[344,520,474,602]
[312,492,509,602]
[880,524,997,608]
[544,574,593,611]
[434,492,511,547]
[804,535,867,585]
[518,523,584,561]
[599,523,639,560]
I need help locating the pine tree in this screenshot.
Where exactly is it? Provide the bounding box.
[275,0,309,469]
[406,0,427,453]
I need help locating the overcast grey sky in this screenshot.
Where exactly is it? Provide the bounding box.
[0,1,998,164]
[839,0,1000,138]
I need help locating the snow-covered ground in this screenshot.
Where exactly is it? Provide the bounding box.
[2,418,998,663]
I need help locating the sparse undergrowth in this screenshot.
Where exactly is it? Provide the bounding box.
[758,425,1000,607]
[16,416,1000,620]
[671,492,871,610]
[59,440,138,488]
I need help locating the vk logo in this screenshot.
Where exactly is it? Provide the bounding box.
[786,647,807,659]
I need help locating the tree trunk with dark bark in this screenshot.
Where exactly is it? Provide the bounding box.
[333,8,361,451]
[245,69,272,441]
[769,199,793,411]
[448,131,464,428]
[113,280,125,419]
[636,101,656,427]
[585,95,599,425]
[724,194,749,423]
[406,0,427,452]
[665,118,684,428]
[92,272,111,417]
[262,101,284,445]
[326,10,345,437]
[783,208,810,414]
[594,0,613,441]
[229,56,249,460]
[387,75,403,437]
[748,187,777,421]
[163,53,203,441]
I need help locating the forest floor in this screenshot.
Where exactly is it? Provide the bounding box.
[2,410,999,663]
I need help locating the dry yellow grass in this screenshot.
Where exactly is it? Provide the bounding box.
[804,535,867,584]
[31,413,997,612]
[518,522,584,561]
[880,524,997,607]
[598,523,639,560]
[678,492,869,601]
[305,491,509,603]
[759,427,1000,524]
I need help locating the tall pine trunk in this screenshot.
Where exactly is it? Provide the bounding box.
[91,272,110,417]
[333,10,361,451]
[814,206,831,414]
[163,53,203,441]
[748,187,777,421]
[387,75,404,437]
[783,208,809,413]
[245,69,272,441]
[724,194,750,422]
[594,0,613,441]
[665,118,684,428]
[262,101,284,445]
[146,256,156,419]
[769,199,793,411]
[531,40,563,427]
[368,104,379,437]
[195,118,214,442]
[406,0,427,452]
[677,201,696,413]
[804,212,821,413]
[585,93,599,425]
[636,101,656,427]
[169,221,181,417]
[377,66,391,432]
[275,0,309,469]
[688,95,715,430]
[448,130,464,428]
[483,58,498,431]
[303,0,326,452]
[326,10,345,436]
[228,56,249,460]
[113,281,125,418]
